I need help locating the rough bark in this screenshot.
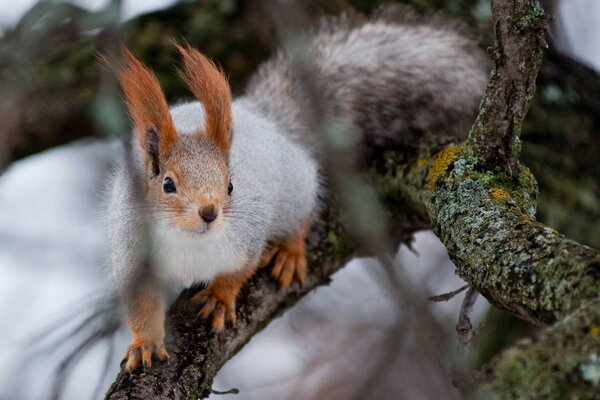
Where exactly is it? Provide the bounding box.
[480,298,600,398]
[394,148,600,324]
[388,0,598,328]
[388,0,600,396]
[467,0,547,172]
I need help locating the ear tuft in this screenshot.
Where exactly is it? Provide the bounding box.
[175,43,232,155]
[116,45,177,168]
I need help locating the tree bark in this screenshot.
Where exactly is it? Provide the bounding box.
[467,0,547,171]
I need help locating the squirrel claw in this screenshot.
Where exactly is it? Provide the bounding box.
[191,287,237,331]
[271,249,307,288]
[262,243,307,289]
[122,339,168,372]
[261,222,309,288]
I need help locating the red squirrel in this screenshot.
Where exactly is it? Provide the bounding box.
[107,6,487,371]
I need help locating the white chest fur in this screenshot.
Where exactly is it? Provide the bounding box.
[151,221,245,289]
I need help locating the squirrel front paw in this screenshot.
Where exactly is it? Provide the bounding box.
[260,239,307,288]
[191,285,238,331]
[122,337,168,371]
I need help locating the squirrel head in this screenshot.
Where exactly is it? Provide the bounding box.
[117,44,233,234]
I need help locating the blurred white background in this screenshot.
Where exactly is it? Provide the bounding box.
[0,1,598,399]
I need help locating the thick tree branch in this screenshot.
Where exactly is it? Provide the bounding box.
[384,0,600,396]
[394,150,600,324]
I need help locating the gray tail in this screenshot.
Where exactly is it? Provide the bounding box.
[243,5,489,153]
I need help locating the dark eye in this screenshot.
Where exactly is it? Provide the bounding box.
[228,181,233,196]
[163,177,176,193]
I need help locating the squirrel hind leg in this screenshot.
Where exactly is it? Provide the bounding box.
[261,221,310,288]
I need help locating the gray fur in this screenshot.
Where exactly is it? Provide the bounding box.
[244,5,489,152]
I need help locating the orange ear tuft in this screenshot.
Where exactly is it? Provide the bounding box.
[176,43,232,155]
[117,46,177,162]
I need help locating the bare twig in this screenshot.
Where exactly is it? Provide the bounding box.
[456,286,479,345]
[210,387,240,395]
[429,284,470,302]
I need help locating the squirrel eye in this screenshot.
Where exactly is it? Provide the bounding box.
[163,177,177,193]
[228,181,233,196]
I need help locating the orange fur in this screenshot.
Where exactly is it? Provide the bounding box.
[175,43,232,155]
[123,288,167,371]
[117,46,177,162]
[191,266,256,331]
[260,220,311,288]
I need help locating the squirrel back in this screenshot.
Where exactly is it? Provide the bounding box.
[244,6,489,153]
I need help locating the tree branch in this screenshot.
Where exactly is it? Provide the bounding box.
[480,298,600,397]
[467,0,548,171]
[395,147,600,325]
[386,0,600,396]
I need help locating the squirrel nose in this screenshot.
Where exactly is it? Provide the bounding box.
[199,205,218,223]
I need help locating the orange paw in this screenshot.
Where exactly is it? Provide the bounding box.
[122,337,168,372]
[191,286,237,331]
[261,243,307,288]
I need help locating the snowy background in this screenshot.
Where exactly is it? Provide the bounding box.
[0,1,598,399]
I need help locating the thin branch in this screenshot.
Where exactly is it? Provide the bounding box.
[429,284,470,302]
[467,0,549,171]
[456,286,479,345]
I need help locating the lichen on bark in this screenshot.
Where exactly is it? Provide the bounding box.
[480,299,600,399]
[393,149,600,325]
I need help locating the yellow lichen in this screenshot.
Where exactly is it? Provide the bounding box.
[491,188,510,201]
[591,325,600,336]
[417,158,428,168]
[427,146,462,190]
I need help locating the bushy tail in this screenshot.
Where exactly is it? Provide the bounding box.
[243,5,489,152]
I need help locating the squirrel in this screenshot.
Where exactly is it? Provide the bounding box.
[107,6,488,371]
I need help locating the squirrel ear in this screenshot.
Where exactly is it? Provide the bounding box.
[175,43,232,156]
[116,46,177,175]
